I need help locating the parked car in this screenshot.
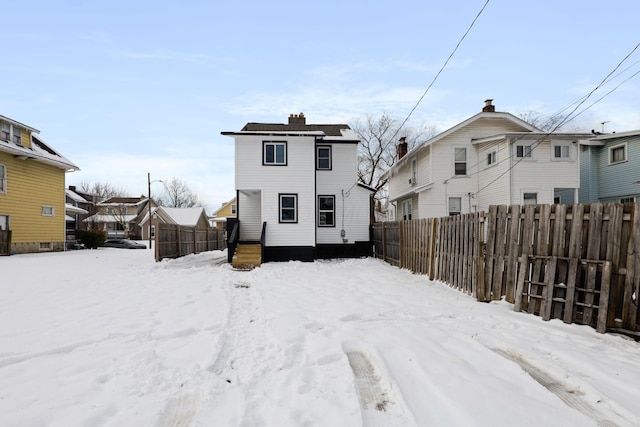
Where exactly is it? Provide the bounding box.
[103,239,147,249]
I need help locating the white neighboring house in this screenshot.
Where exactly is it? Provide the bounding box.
[222,113,374,261]
[384,100,593,220]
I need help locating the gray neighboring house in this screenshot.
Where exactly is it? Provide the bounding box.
[579,130,640,204]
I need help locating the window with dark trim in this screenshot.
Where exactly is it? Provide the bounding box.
[316,146,331,170]
[279,194,297,223]
[264,141,287,165]
[318,195,335,227]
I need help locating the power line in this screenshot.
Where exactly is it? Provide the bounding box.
[473,42,640,197]
[390,0,491,143]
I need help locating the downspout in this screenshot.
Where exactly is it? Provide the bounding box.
[509,137,513,205]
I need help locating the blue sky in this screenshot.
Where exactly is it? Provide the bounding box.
[2,0,639,211]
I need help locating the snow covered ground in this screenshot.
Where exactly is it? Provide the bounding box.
[2,248,640,426]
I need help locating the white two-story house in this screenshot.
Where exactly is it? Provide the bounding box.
[384,100,593,219]
[222,113,374,263]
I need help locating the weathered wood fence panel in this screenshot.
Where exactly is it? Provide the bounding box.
[372,221,401,267]
[155,225,225,262]
[0,230,11,256]
[373,202,640,337]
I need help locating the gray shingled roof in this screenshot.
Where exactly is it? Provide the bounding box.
[241,122,350,137]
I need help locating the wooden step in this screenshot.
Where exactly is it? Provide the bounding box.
[232,244,262,270]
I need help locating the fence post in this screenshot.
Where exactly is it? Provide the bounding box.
[382,222,386,262]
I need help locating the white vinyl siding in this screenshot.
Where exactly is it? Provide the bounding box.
[510,139,578,206]
[316,142,370,244]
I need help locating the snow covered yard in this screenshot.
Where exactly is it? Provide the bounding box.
[2,249,640,426]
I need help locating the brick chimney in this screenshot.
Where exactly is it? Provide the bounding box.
[482,99,495,112]
[288,112,306,125]
[397,136,408,160]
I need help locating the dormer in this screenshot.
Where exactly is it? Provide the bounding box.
[0,115,38,149]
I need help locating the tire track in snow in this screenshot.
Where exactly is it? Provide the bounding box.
[344,344,417,427]
[157,392,203,427]
[494,348,631,427]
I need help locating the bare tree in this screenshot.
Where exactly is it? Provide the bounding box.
[351,113,437,199]
[516,110,582,132]
[79,181,129,202]
[158,177,200,208]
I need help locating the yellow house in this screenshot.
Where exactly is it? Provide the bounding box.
[210,197,236,229]
[0,114,79,254]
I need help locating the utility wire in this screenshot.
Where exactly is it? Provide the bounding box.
[473,42,640,197]
[390,0,491,144]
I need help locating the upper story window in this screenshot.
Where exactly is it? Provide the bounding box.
[609,143,627,165]
[553,144,570,159]
[264,141,287,166]
[106,206,115,215]
[318,195,335,227]
[316,146,331,170]
[231,204,237,214]
[0,164,5,193]
[1,123,9,141]
[279,193,297,223]
[12,126,22,145]
[454,148,467,175]
[42,206,55,216]
[486,150,497,166]
[516,144,533,158]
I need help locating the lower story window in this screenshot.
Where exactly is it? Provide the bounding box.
[42,206,55,216]
[523,192,538,205]
[0,214,8,230]
[449,197,461,216]
[318,195,335,227]
[39,242,52,251]
[401,199,412,220]
[620,197,635,203]
[279,194,298,223]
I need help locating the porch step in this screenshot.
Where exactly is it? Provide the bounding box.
[232,243,262,270]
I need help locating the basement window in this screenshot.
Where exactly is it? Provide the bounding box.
[42,206,55,217]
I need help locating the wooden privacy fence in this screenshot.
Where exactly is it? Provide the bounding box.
[155,224,225,262]
[373,203,640,337]
[0,230,11,256]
